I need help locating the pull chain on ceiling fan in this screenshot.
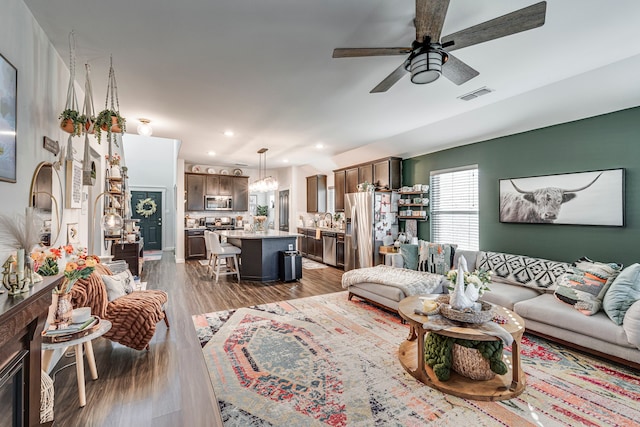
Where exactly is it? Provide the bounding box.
[333,0,547,93]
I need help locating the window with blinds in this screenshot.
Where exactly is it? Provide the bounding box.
[430,165,479,251]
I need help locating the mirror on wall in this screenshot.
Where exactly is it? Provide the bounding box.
[29,161,63,246]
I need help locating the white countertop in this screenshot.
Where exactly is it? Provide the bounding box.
[218,230,302,239]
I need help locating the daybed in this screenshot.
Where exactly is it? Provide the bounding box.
[344,245,640,369]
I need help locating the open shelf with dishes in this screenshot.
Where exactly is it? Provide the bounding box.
[398,187,429,221]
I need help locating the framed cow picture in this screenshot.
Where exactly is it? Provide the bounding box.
[499,168,624,226]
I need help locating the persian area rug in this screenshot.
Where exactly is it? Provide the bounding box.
[301,258,328,269]
[193,292,640,426]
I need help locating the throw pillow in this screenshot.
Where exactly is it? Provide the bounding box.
[400,244,419,271]
[603,263,640,325]
[554,258,622,315]
[420,243,456,275]
[102,270,135,301]
[477,251,571,290]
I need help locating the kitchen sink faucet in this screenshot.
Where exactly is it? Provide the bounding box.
[324,212,333,228]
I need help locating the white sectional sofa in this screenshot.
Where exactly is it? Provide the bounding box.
[344,248,640,369]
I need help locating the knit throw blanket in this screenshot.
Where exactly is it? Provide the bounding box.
[342,264,444,296]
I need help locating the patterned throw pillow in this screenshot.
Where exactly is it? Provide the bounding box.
[419,243,456,275]
[477,251,571,289]
[603,263,640,325]
[554,257,623,315]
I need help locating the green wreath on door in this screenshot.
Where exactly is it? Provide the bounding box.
[136,198,157,218]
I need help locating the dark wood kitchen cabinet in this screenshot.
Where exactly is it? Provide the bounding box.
[186,173,205,211]
[185,229,206,259]
[334,157,402,210]
[297,228,308,256]
[205,175,232,196]
[334,170,345,212]
[206,176,219,195]
[232,176,249,211]
[345,168,359,195]
[306,174,327,213]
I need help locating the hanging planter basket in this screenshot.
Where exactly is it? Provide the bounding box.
[95,56,126,145]
[59,32,82,136]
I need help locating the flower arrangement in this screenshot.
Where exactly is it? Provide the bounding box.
[31,245,86,276]
[54,254,100,294]
[447,268,492,296]
[105,153,121,166]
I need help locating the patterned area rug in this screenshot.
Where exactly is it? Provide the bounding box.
[193,292,640,426]
[301,258,328,269]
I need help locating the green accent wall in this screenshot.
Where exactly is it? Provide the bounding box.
[403,106,639,267]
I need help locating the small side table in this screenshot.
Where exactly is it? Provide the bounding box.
[42,319,112,407]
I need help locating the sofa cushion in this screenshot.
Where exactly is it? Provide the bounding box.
[479,282,542,310]
[603,263,640,325]
[554,258,622,315]
[418,242,456,275]
[623,300,640,349]
[515,294,632,348]
[349,282,405,302]
[102,270,135,301]
[400,244,419,270]
[477,251,571,290]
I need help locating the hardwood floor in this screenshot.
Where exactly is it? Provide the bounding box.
[49,252,345,426]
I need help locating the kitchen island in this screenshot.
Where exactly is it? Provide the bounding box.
[218,229,301,282]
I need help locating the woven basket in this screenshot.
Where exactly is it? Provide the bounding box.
[451,344,495,380]
[437,295,494,324]
[41,370,54,423]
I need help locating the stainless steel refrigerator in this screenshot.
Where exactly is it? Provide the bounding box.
[344,191,398,271]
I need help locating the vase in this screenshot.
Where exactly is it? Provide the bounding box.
[52,292,74,329]
[110,165,121,178]
[60,118,76,134]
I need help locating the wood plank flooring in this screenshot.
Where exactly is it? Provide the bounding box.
[49,252,345,427]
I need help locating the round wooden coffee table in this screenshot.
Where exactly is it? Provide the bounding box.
[398,295,526,401]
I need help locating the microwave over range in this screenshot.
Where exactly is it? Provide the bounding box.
[205,195,233,211]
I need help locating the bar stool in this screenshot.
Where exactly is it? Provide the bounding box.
[205,231,241,283]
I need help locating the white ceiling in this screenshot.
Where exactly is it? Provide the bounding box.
[24,0,640,172]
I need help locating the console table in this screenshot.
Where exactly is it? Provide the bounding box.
[0,274,61,426]
[111,238,144,276]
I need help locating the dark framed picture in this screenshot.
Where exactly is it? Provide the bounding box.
[499,168,624,226]
[0,52,17,183]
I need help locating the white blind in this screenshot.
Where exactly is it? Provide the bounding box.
[430,166,479,251]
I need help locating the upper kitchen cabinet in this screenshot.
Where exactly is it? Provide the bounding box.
[358,164,372,187]
[186,173,205,211]
[333,157,402,211]
[345,168,359,194]
[306,174,327,213]
[233,176,249,211]
[373,158,401,190]
[185,173,249,212]
[334,170,346,212]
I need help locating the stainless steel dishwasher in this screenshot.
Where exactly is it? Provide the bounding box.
[322,231,337,266]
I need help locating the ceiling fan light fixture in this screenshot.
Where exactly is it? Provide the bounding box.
[407,46,448,84]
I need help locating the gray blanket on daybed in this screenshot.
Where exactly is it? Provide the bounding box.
[341,264,444,297]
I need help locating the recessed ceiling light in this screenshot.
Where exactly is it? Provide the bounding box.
[208,151,216,156]
[282,159,289,163]
[223,130,234,137]
[316,143,324,149]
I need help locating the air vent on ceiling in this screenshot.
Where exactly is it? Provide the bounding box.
[458,87,494,101]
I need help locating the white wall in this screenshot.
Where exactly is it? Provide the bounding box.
[123,134,181,251]
[0,0,108,260]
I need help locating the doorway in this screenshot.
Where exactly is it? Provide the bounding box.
[131,191,162,250]
[279,189,289,231]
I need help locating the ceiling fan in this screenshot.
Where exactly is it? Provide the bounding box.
[333,1,547,93]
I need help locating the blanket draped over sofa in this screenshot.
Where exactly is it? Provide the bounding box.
[342,264,444,297]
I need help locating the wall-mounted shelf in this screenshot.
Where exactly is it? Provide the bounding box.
[398,189,429,221]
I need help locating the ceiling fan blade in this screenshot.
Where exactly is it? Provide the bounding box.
[370,64,407,93]
[442,1,546,52]
[441,54,479,85]
[415,0,450,42]
[333,47,411,58]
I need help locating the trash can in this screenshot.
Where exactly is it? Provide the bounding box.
[279,250,302,282]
